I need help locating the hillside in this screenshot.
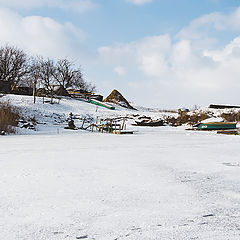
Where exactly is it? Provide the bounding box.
[1,94,240,134]
[0,94,168,134]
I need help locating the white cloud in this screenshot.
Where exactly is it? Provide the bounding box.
[113,66,127,76]
[126,0,153,6]
[0,8,86,59]
[177,8,240,42]
[98,35,171,78]
[204,37,240,62]
[0,0,96,13]
[136,35,171,77]
[96,7,240,107]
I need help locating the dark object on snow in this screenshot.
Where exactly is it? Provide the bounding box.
[20,123,35,130]
[68,120,76,129]
[65,112,77,130]
[217,130,240,135]
[203,214,214,218]
[134,119,165,127]
[89,94,103,101]
[0,130,5,135]
[209,104,240,109]
[103,89,136,110]
[138,116,151,120]
[76,235,88,239]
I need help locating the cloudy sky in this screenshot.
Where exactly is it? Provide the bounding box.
[1,0,240,108]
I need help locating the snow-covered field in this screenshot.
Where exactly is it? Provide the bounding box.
[1,95,240,239]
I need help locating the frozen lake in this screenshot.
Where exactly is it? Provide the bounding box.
[1,127,240,239]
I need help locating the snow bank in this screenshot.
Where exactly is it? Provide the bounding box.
[201,117,224,123]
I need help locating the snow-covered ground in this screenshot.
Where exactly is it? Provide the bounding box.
[1,95,240,239]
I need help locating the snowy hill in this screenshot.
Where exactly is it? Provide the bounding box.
[2,94,240,135]
[1,94,171,134]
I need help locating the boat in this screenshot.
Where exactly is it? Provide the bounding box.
[217,130,240,135]
[134,119,165,127]
[88,99,115,110]
[197,122,237,130]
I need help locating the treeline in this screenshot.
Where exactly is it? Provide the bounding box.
[0,45,95,95]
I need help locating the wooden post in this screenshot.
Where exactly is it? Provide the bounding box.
[96,117,98,131]
[99,119,102,131]
[110,120,112,133]
[81,117,86,129]
[51,92,53,104]
[33,76,37,104]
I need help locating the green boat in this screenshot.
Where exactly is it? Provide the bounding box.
[89,99,115,110]
[197,122,237,130]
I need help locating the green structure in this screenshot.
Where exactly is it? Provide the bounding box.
[88,99,115,110]
[198,122,237,130]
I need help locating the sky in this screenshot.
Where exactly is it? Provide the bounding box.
[1,0,240,108]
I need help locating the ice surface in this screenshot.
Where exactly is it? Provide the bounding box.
[1,128,240,239]
[1,95,240,239]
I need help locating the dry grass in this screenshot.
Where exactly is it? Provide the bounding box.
[164,110,210,126]
[159,109,178,113]
[0,101,20,134]
[221,111,240,122]
[188,111,210,126]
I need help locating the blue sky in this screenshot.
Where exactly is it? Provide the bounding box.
[1,0,240,108]
[18,0,240,47]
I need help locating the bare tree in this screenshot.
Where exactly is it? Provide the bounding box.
[0,44,96,97]
[54,58,96,93]
[36,57,56,102]
[54,59,77,89]
[0,45,28,91]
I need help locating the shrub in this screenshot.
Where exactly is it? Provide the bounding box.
[164,110,210,126]
[164,116,178,126]
[221,111,240,122]
[0,101,20,134]
[188,111,210,126]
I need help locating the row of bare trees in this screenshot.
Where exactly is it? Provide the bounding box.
[0,45,95,95]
